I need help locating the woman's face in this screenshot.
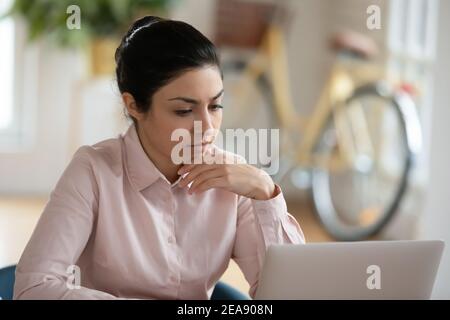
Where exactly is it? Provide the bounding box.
[130,66,224,164]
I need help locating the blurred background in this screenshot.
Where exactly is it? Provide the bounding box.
[0,0,449,298]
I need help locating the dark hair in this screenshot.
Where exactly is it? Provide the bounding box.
[115,16,222,122]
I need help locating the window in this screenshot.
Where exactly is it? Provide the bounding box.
[388,0,439,83]
[388,0,440,181]
[0,0,14,130]
[0,1,39,152]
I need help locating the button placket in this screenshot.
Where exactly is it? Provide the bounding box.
[165,188,180,288]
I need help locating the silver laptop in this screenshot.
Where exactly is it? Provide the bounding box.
[254,240,445,300]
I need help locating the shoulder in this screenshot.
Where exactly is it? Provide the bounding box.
[71,134,124,176]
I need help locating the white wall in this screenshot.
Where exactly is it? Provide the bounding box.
[0,43,85,195]
[420,0,450,299]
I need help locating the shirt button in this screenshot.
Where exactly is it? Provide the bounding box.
[169,275,178,283]
[168,236,175,244]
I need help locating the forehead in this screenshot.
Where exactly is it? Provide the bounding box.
[156,66,223,100]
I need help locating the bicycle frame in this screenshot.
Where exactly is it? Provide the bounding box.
[224,16,416,184]
[244,23,392,176]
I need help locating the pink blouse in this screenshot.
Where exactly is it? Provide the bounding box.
[14,124,305,300]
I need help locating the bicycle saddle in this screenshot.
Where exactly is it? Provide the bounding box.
[330,30,379,59]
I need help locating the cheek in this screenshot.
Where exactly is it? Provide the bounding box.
[165,122,194,153]
[142,115,177,150]
[150,110,186,135]
[213,111,223,129]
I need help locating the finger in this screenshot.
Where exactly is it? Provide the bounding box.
[188,169,226,194]
[192,178,228,194]
[179,164,217,188]
[179,164,221,187]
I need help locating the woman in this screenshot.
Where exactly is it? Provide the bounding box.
[14,16,305,300]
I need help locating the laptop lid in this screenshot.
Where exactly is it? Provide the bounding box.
[254,240,445,300]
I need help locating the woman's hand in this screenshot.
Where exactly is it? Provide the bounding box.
[177,163,276,200]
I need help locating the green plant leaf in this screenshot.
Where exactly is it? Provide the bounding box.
[5,0,177,47]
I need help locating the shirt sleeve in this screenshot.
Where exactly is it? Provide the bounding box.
[231,184,306,299]
[13,146,119,300]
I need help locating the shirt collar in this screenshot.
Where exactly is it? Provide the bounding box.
[122,124,183,191]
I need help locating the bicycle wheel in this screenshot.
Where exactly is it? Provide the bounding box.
[310,82,421,241]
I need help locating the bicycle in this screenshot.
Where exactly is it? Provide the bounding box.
[213,0,423,241]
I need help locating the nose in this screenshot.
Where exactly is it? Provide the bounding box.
[198,107,214,135]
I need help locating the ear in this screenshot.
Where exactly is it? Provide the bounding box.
[122,92,144,121]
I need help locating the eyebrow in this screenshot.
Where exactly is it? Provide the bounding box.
[168,89,224,105]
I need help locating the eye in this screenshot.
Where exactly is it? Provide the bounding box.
[175,109,192,116]
[209,104,224,111]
